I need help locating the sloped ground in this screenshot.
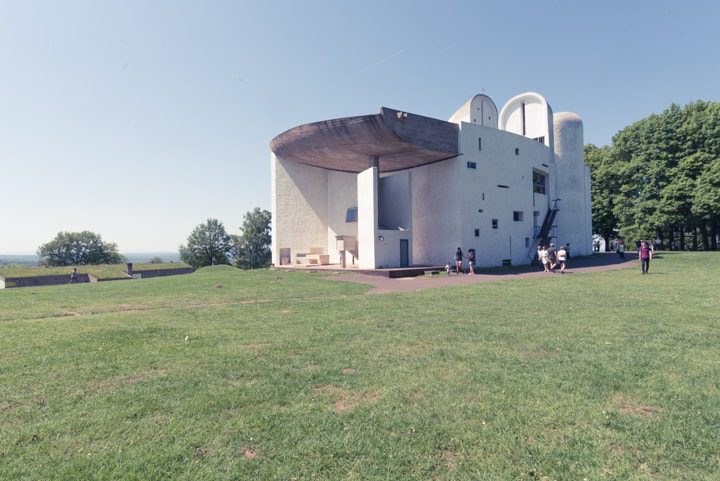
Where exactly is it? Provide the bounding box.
[1,254,719,480]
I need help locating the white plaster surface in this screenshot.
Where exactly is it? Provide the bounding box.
[357,167,378,269]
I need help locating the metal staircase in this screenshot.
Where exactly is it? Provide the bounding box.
[527,200,560,264]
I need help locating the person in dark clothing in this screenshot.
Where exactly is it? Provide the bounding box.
[466,248,476,276]
[546,243,557,271]
[454,247,463,275]
[69,268,78,284]
[639,241,652,274]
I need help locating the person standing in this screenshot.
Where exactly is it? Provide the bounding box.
[617,239,625,259]
[466,248,476,276]
[639,241,652,274]
[454,247,463,275]
[69,268,78,284]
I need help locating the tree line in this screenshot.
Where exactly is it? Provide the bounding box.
[37,208,272,269]
[586,100,720,250]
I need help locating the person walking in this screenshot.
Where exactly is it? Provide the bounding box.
[68,268,78,284]
[639,241,652,274]
[556,244,568,274]
[547,243,557,271]
[466,248,476,275]
[539,245,550,272]
[454,247,463,275]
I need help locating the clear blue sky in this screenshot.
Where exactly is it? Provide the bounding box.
[2,0,718,254]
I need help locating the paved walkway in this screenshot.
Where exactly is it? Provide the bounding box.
[325,253,638,294]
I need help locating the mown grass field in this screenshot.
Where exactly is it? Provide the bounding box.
[1,253,718,480]
[0,262,190,281]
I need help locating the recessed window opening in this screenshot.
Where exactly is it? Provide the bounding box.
[497,185,509,189]
[474,229,480,237]
[478,138,482,151]
[492,219,498,229]
[515,148,520,155]
[534,136,545,144]
[345,207,358,223]
[513,211,524,222]
[482,193,485,200]
[466,161,477,169]
[525,237,530,248]
[533,171,546,194]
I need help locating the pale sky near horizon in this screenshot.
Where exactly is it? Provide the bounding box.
[2,1,719,254]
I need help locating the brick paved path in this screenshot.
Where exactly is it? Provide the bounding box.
[326,253,638,294]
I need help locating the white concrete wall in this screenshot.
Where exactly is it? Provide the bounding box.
[375,230,412,268]
[271,154,328,265]
[408,158,463,266]
[448,94,498,128]
[553,112,592,256]
[357,167,378,269]
[498,92,554,148]
[457,122,553,266]
[379,171,411,230]
[326,171,358,264]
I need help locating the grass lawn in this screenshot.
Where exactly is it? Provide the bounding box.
[130,262,192,271]
[1,252,719,480]
[0,264,129,280]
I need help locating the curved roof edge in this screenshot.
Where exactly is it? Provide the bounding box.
[270,107,459,173]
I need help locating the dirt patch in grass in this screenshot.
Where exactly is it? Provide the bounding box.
[241,447,258,459]
[304,362,321,370]
[613,395,660,417]
[341,368,355,374]
[314,384,380,413]
[440,448,456,470]
[62,311,83,317]
[0,400,20,412]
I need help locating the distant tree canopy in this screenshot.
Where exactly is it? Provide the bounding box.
[148,256,164,264]
[587,100,720,250]
[179,218,233,268]
[38,231,125,266]
[233,208,271,269]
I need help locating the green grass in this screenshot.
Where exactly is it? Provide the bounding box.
[1,253,719,480]
[131,262,191,271]
[0,264,129,280]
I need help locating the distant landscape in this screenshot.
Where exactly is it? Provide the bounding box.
[0,252,181,267]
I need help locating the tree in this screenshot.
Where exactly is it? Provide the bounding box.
[234,208,271,269]
[179,218,233,268]
[148,256,164,264]
[38,231,125,266]
[585,144,620,247]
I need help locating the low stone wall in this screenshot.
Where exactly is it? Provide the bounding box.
[132,267,194,279]
[1,273,94,288]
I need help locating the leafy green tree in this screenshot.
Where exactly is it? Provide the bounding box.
[179,218,232,268]
[234,208,271,269]
[38,231,125,266]
[585,144,619,247]
[148,256,164,264]
[590,100,720,250]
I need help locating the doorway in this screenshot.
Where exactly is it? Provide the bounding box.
[400,239,409,267]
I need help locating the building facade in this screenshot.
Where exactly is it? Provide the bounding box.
[270,92,592,269]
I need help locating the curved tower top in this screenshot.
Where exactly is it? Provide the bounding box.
[499,92,554,148]
[448,94,498,128]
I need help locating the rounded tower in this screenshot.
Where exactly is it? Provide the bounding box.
[553,112,592,256]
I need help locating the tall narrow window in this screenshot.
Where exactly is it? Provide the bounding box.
[533,171,546,194]
[521,102,526,136]
[492,219,498,229]
[478,138,482,151]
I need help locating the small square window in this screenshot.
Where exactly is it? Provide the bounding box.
[474,229,480,237]
[492,219,498,229]
[513,211,524,222]
[466,161,476,169]
[345,207,358,223]
[515,148,520,155]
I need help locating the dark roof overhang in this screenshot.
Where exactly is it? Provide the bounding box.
[270,107,459,173]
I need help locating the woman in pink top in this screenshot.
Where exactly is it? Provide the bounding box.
[639,241,653,274]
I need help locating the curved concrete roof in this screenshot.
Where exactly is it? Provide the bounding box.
[270,107,459,173]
